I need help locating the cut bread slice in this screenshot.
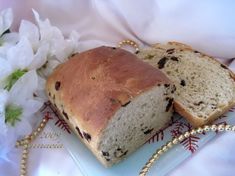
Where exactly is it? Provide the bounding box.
[137,42,235,127]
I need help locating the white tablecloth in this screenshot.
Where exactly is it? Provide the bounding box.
[1,1,235,175]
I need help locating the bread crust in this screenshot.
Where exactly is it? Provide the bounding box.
[46,46,171,140]
[175,101,235,127]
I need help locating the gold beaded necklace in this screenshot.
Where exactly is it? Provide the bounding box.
[139,124,235,176]
[16,116,49,176]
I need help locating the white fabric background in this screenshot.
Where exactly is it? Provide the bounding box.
[1,0,235,176]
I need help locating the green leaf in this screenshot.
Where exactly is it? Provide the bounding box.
[5,105,23,126]
[4,69,27,91]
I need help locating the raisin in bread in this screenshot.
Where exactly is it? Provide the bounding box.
[46,46,175,167]
[137,42,235,127]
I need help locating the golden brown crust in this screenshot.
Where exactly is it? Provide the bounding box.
[175,101,235,127]
[174,101,205,127]
[46,46,171,138]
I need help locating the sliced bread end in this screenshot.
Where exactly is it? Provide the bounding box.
[137,42,235,127]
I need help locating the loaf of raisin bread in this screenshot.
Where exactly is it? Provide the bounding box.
[137,42,235,127]
[46,46,175,167]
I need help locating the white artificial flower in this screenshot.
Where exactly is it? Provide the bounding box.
[0,89,8,135]
[0,70,43,160]
[65,30,80,55]
[19,20,40,50]
[4,70,43,133]
[0,56,12,82]
[7,37,34,70]
[6,35,49,71]
[18,20,50,70]
[0,8,13,36]
[0,36,49,88]
[0,9,19,57]
[0,8,81,164]
[32,9,80,61]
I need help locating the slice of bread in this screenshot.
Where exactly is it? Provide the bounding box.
[137,42,235,127]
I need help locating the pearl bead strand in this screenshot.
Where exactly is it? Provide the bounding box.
[139,124,235,176]
[16,117,49,176]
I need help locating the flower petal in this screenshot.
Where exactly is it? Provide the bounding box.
[19,20,39,50]
[7,37,34,70]
[63,30,80,57]
[0,128,17,160]
[28,43,49,70]
[0,8,13,36]
[2,32,19,45]
[0,89,9,136]
[34,76,48,101]
[15,117,32,137]
[33,9,69,61]
[8,70,38,105]
[0,57,12,81]
[22,99,43,118]
[38,58,61,78]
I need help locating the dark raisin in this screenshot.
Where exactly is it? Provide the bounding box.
[55,81,61,91]
[33,93,37,97]
[158,57,168,69]
[135,50,140,54]
[171,85,177,93]
[114,148,127,158]
[220,64,228,69]
[112,47,116,50]
[75,127,83,138]
[121,101,131,107]
[170,56,179,61]
[144,128,154,135]
[166,98,174,112]
[122,150,128,156]
[114,150,128,158]
[141,126,147,131]
[70,53,77,57]
[166,48,175,54]
[48,92,51,97]
[193,101,204,106]
[194,50,200,53]
[102,151,109,156]
[110,98,118,104]
[91,76,96,80]
[211,104,217,109]
[62,111,69,120]
[180,80,186,86]
[164,84,170,87]
[83,132,91,142]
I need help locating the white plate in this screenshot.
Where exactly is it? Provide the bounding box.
[40,104,235,176]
